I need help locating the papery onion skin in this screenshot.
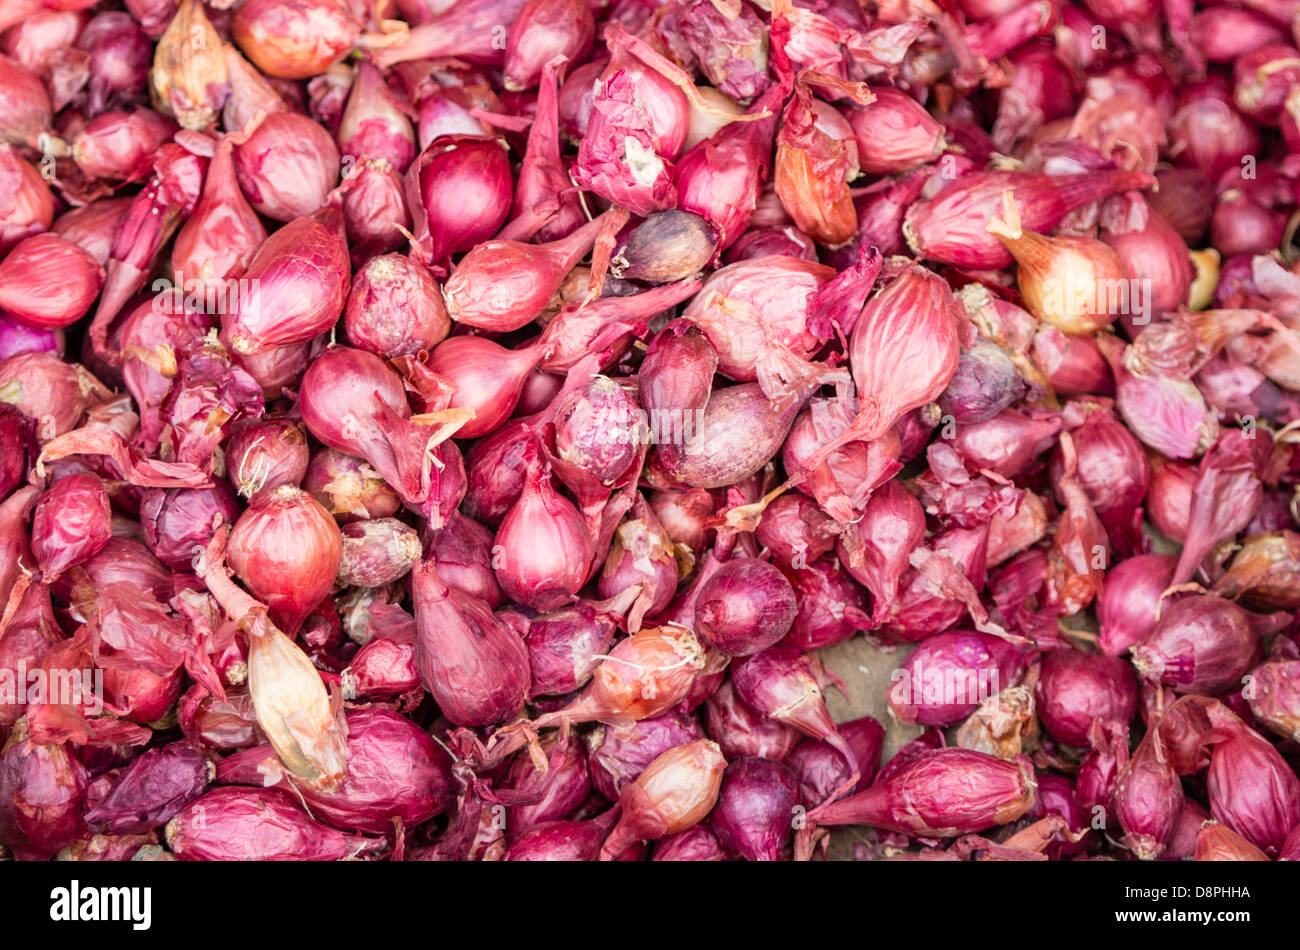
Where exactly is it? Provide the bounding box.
[1036,648,1139,747]
[343,253,450,359]
[221,205,350,355]
[0,234,105,330]
[227,485,342,634]
[231,0,360,80]
[233,113,340,223]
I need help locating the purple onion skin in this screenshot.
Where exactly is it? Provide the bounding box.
[1132,596,1269,696]
[166,788,382,861]
[31,472,112,577]
[704,678,802,762]
[1097,554,1178,655]
[652,824,730,860]
[84,743,210,835]
[506,732,590,841]
[586,709,705,802]
[0,404,27,501]
[1028,773,1090,858]
[425,512,504,607]
[0,735,88,861]
[695,558,798,656]
[710,757,799,861]
[0,313,62,361]
[888,630,1026,727]
[525,599,622,698]
[786,716,885,805]
[937,342,1026,424]
[1208,724,1300,857]
[218,707,455,834]
[1035,648,1138,747]
[140,482,241,571]
[504,817,621,861]
[755,492,838,569]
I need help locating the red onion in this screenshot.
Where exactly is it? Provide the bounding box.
[409,135,513,266]
[709,756,799,861]
[426,511,503,607]
[1114,731,1184,860]
[651,824,728,861]
[1030,329,1113,397]
[1172,429,1267,587]
[504,813,623,861]
[1208,720,1300,856]
[427,336,552,439]
[411,555,530,727]
[304,447,401,522]
[224,417,309,499]
[587,708,705,801]
[227,485,342,634]
[149,0,226,130]
[493,461,595,611]
[220,205,349,355]
[344,252,450,358]
[505,731,590,840]
[68,109,177,183]
[848,87,945,175]
[1167,77,1260,182]
[693,557,797,656]
[84,744,210,835]
[656,382,804,489]
[704,678,801,762]
[172,135,267,296]
[0,144,54,254]
[80,11,151,113]
[299,346,470,509]
[0,729,88,860]
[808,749,1035,838]
[837,479,925,620]
[904,169,1155,268]
[1036,648,1138,746]
[31,471,111,578]
[221,706,454,834]
[597,496,677,630]
[1097,554,1177,655]
[1098,334,1219,461]
[676,80,784,250]
[338,518,421,587]
[938,341,1026,424]
[1100,193,1194,317]
[0,53,54,150]
[523,598,622,698]
[783,556,870,650]
[371,0,530,68]
[755,492,838,570]
[0,233,104,330]
[889,631,1027,727]
[231,0,360,80]
[599,739,726,859]
[139,482,239,570]
[1210,189,1285,258]
[1245,658,1300,742]
[786,716,884,806]
[166,788,381,860]
[504,0,595,92]
[338,61,416,172]
[1132,595,1283,696]
[232,113,339,223]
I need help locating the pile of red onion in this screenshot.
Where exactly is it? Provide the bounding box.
[2,0,1300,864]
